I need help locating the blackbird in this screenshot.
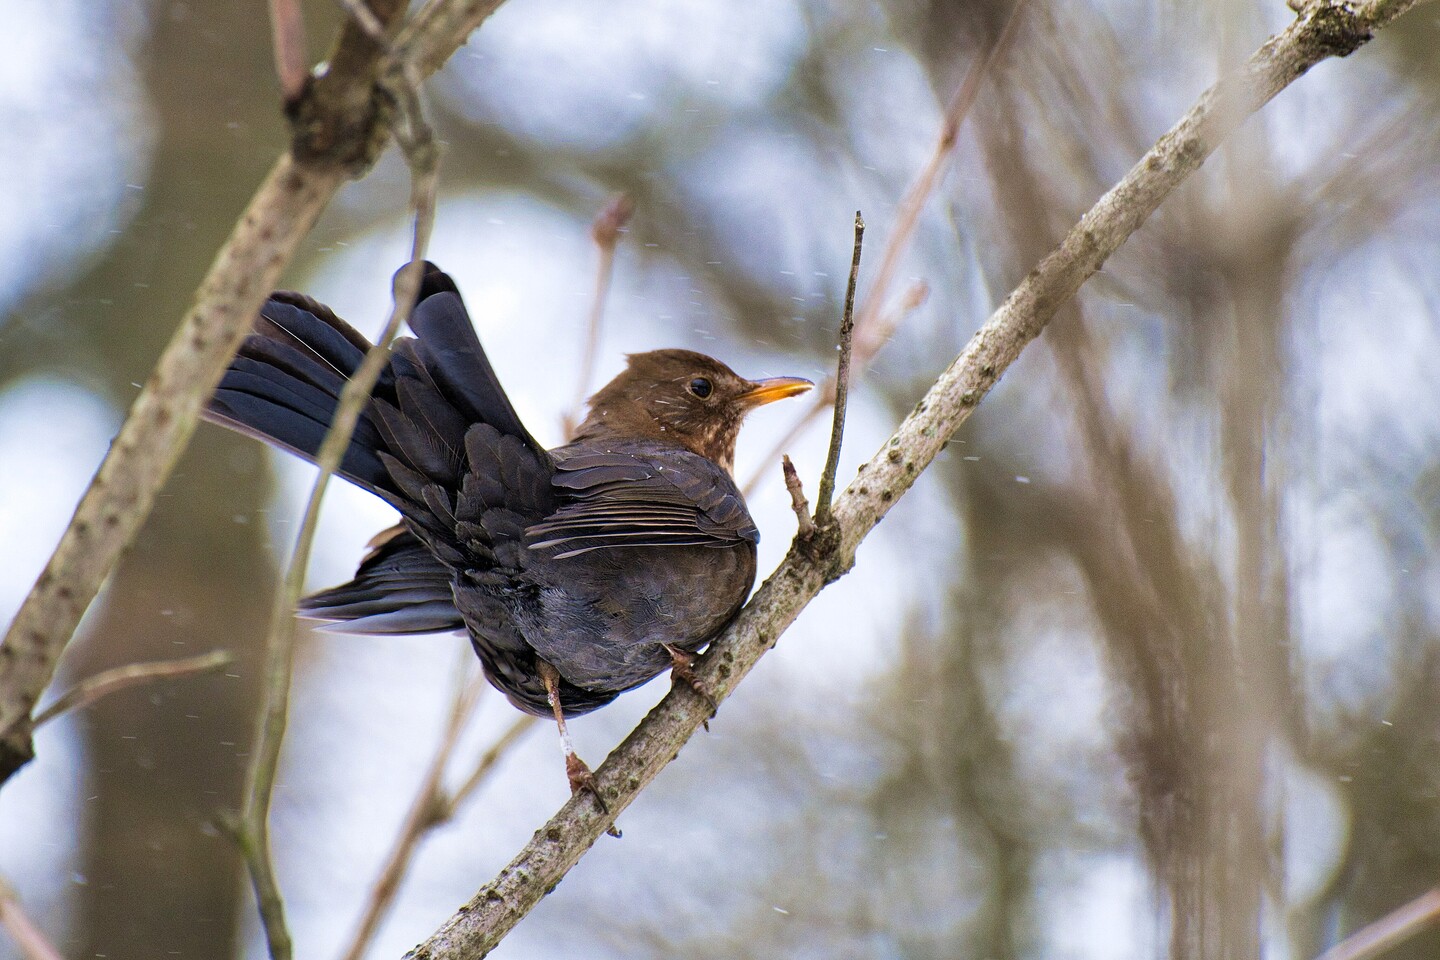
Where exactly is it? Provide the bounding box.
[205,261,811,796]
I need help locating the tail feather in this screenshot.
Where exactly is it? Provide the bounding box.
[208,292,397,498]
[406,276,542,455]
[299,525,463,635]
[259,293,373,375]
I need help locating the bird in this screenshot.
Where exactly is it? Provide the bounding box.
[205,260,812,801]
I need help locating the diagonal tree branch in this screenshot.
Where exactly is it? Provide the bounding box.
[0,154,344,781]
[0,0,514,786]
[405,1,1427,955]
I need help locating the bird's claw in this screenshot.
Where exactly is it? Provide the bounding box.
[566,754,621,837]
[663,643,718,727]
[565,753,605,808]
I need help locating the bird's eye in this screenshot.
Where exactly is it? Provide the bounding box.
[687,377,713,399]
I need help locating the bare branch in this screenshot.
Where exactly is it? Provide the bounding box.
[31,651,234,729]
[1314,889,1440,960]
[405,2,1418,954]
[234,35,442,959]
[815,212,864,525]
[0,155,346,782]
[0,877,65,960]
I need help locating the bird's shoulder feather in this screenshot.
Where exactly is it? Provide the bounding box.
[526,438,758,559]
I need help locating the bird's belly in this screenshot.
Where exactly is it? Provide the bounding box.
[520,541,757,693]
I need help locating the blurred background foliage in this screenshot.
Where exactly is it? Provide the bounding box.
[2,0,1440,957]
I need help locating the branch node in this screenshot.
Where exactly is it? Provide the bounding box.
[782,456,816,539]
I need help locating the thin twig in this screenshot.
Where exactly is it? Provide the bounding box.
[815,213,864,526]
[406,3,1412,953]
[738,0,1025,500]
[0,877,64,960]
[269,0,310,104]
[853,0,1028,342]
[742,279,929,497]
[338,656,486,960]
[236,38,442,960]
[336,0,390,42]
[445,714,538,812]
[564,194,634,438]
[31,651,234,729]
[782,456,815,538]
[1314,889,1440,960]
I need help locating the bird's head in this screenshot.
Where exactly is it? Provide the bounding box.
[573,349,812,474]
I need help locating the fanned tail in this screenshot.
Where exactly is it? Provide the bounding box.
[205,260,555,633]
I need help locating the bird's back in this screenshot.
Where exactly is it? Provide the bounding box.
[461,437,759,714]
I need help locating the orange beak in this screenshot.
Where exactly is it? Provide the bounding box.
[738,376,814,407]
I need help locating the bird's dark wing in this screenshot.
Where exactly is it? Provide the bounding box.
[526,440,758,560]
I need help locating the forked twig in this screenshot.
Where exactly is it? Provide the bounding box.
[338,657,485,960]
[815,213,864,525]
[341,711,536,958]
[445,714,538,812]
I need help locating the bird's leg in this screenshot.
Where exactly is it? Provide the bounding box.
[537,659,609,814]
[662,643,717,725]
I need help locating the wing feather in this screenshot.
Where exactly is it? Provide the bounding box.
[527,440,758,556]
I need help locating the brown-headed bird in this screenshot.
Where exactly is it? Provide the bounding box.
[205,261,811,798]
